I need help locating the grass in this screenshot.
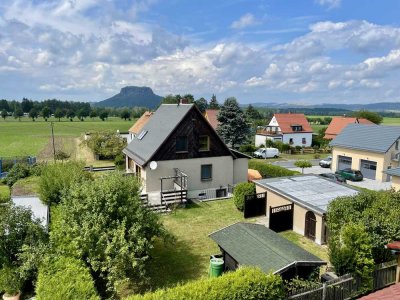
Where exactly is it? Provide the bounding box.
[145,199,255,291]
[0,116,133,157]
[279,231,329,263]
[11,176,40,196]
[0,183,10,202]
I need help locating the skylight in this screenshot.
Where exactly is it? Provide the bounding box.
[137,130,148,140]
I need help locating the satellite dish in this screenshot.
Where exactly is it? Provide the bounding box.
[149,161,158,170]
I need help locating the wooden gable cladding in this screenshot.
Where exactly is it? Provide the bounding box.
[151,107,232,161]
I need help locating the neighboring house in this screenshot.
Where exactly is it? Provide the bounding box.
[255,113,313,147]
[384,167,400,191]
[324,116,374,140]
[204,109,220,131]
[209,222,326,280]
[127,111,153,143]
[253,175,358,245]
[123,104,249,203]
[330,124,400,181]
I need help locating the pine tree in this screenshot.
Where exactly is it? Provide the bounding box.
[208,94,219,109]
[217,97,250,149]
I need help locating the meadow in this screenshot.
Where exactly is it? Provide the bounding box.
[0,116,133,158]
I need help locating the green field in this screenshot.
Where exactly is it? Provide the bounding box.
[0,117,133,158]
[307,115,400,126]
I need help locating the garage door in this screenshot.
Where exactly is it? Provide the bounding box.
[360,159,377,180]
[338,155,352,171]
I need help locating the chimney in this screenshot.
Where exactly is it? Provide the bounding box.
[180,98,189,104]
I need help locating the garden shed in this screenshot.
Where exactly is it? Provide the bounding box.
[209,222,326,280]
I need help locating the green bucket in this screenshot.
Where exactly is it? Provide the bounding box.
[209,257,224,278]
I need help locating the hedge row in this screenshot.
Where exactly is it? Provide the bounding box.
[249,160,300,178]
[0,184,10,203]
[126,267,285,300]
[233,182,256,211]
[36,256,99,300]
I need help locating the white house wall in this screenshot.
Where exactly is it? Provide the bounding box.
[282,133,313,147]
[143,156,235,193]
[255,135,267,147]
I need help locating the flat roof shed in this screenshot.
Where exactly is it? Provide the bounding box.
[209,222,326,280]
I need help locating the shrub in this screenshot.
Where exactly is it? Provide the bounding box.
[114,153,125,170]
[84,131,127,160]
[125,267,284,300]
[239,144,257,153]
[0,184,10,203]
[294,160,313,174]
[36,256,99,300]
[314,154,321,159]
[0,266,22,297]
[249,160,300,178]
[39,161,89,206]
[233,182,256,211]
[5,163,31,187]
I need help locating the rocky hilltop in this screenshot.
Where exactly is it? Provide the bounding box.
[96,86,163,109]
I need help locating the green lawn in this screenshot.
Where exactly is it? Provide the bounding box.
[144,199,255,291]
[0,117,133,157]
[307,115,400,126]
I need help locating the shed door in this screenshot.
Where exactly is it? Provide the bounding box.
[305,211,316,241]
[338,155,352,171]
[269,204,293,232]
[360,159,377,180]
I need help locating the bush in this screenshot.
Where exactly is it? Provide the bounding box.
[0,266,22,296]
[239,144,257,153]
[5,163,31,187]
[39,161,89,206]
[233,182,256,211]
[114,153,125,170]
[125,267,284,300]
[84,131,127,160]
[0,184,10,203]
[249,160,300,178]
[36,256,99,300]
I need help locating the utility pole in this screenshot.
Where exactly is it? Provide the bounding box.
[51,121,56,162]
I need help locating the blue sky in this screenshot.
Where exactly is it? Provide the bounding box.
[1,0,400,104]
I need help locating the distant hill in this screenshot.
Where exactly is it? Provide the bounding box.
[95,86,163,109]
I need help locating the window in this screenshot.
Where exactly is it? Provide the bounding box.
[176,136,188,152]
[291,125,303,131]
[201,164,212,181]
[199,136,210,151]
[289,138,294,145]
[302,137,306,144]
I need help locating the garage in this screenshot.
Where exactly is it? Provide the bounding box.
[338,155,352,171]
[360,159,377,180]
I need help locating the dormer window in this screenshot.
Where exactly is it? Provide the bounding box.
[291,125,303,132]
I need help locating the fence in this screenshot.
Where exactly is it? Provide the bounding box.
[287,260,397,300]
[0,156,36,178]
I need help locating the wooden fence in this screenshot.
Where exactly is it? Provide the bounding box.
[287,260,397,300]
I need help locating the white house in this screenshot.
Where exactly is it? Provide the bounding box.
[255,113,313,147]
[123,103,249,205]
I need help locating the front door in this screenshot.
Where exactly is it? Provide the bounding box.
[305,211,317,241]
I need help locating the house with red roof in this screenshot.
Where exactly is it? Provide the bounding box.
[204,109,220,131]
[255,113,313,147]
[324,116,373,140]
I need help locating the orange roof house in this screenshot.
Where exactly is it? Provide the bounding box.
[204,109,220,130]
[255,113,313,147]
[324,117,373,140]
[129,111,153,135]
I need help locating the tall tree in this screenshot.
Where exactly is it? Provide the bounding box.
[41,106,51,121]
[54,108,65,121]
[66,110,75,121]
[353,110,383,124]
[194,97,208,113]
[245,104,262,120]
[182,94,194,103]
[120,109,131,121]
[14,108,23,121]
[209,94,219,109]
[29,108,39,121]
[89,110,98,119]
[1,110,7,120]
[217,97,250,149]
[99,111,108,121]
[21,98,34,113]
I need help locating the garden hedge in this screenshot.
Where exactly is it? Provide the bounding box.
[36,256,99,300]
[0,184,10,203]
[233,182,256,211]
[125,267,284,300]
[249,160,300,178]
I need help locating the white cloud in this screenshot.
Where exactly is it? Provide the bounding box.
[315,0,342,9]
[231,13,260,29]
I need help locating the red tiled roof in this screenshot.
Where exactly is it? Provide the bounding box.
[324,117,373,140]
[359,283,400,299]
[129,111,153,134]
[274,113,313,134]
[205,109,220,130]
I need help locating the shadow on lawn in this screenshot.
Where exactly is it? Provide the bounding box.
[145,233,206,291]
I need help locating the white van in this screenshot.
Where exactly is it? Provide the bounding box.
[253,148,280,159]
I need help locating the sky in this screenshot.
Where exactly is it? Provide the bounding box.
[1,0,400,104]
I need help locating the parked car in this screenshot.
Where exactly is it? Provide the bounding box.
[319,156,332,168]
[253,148,280,159]
[335,168,363,181]
[319,173,347,183]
